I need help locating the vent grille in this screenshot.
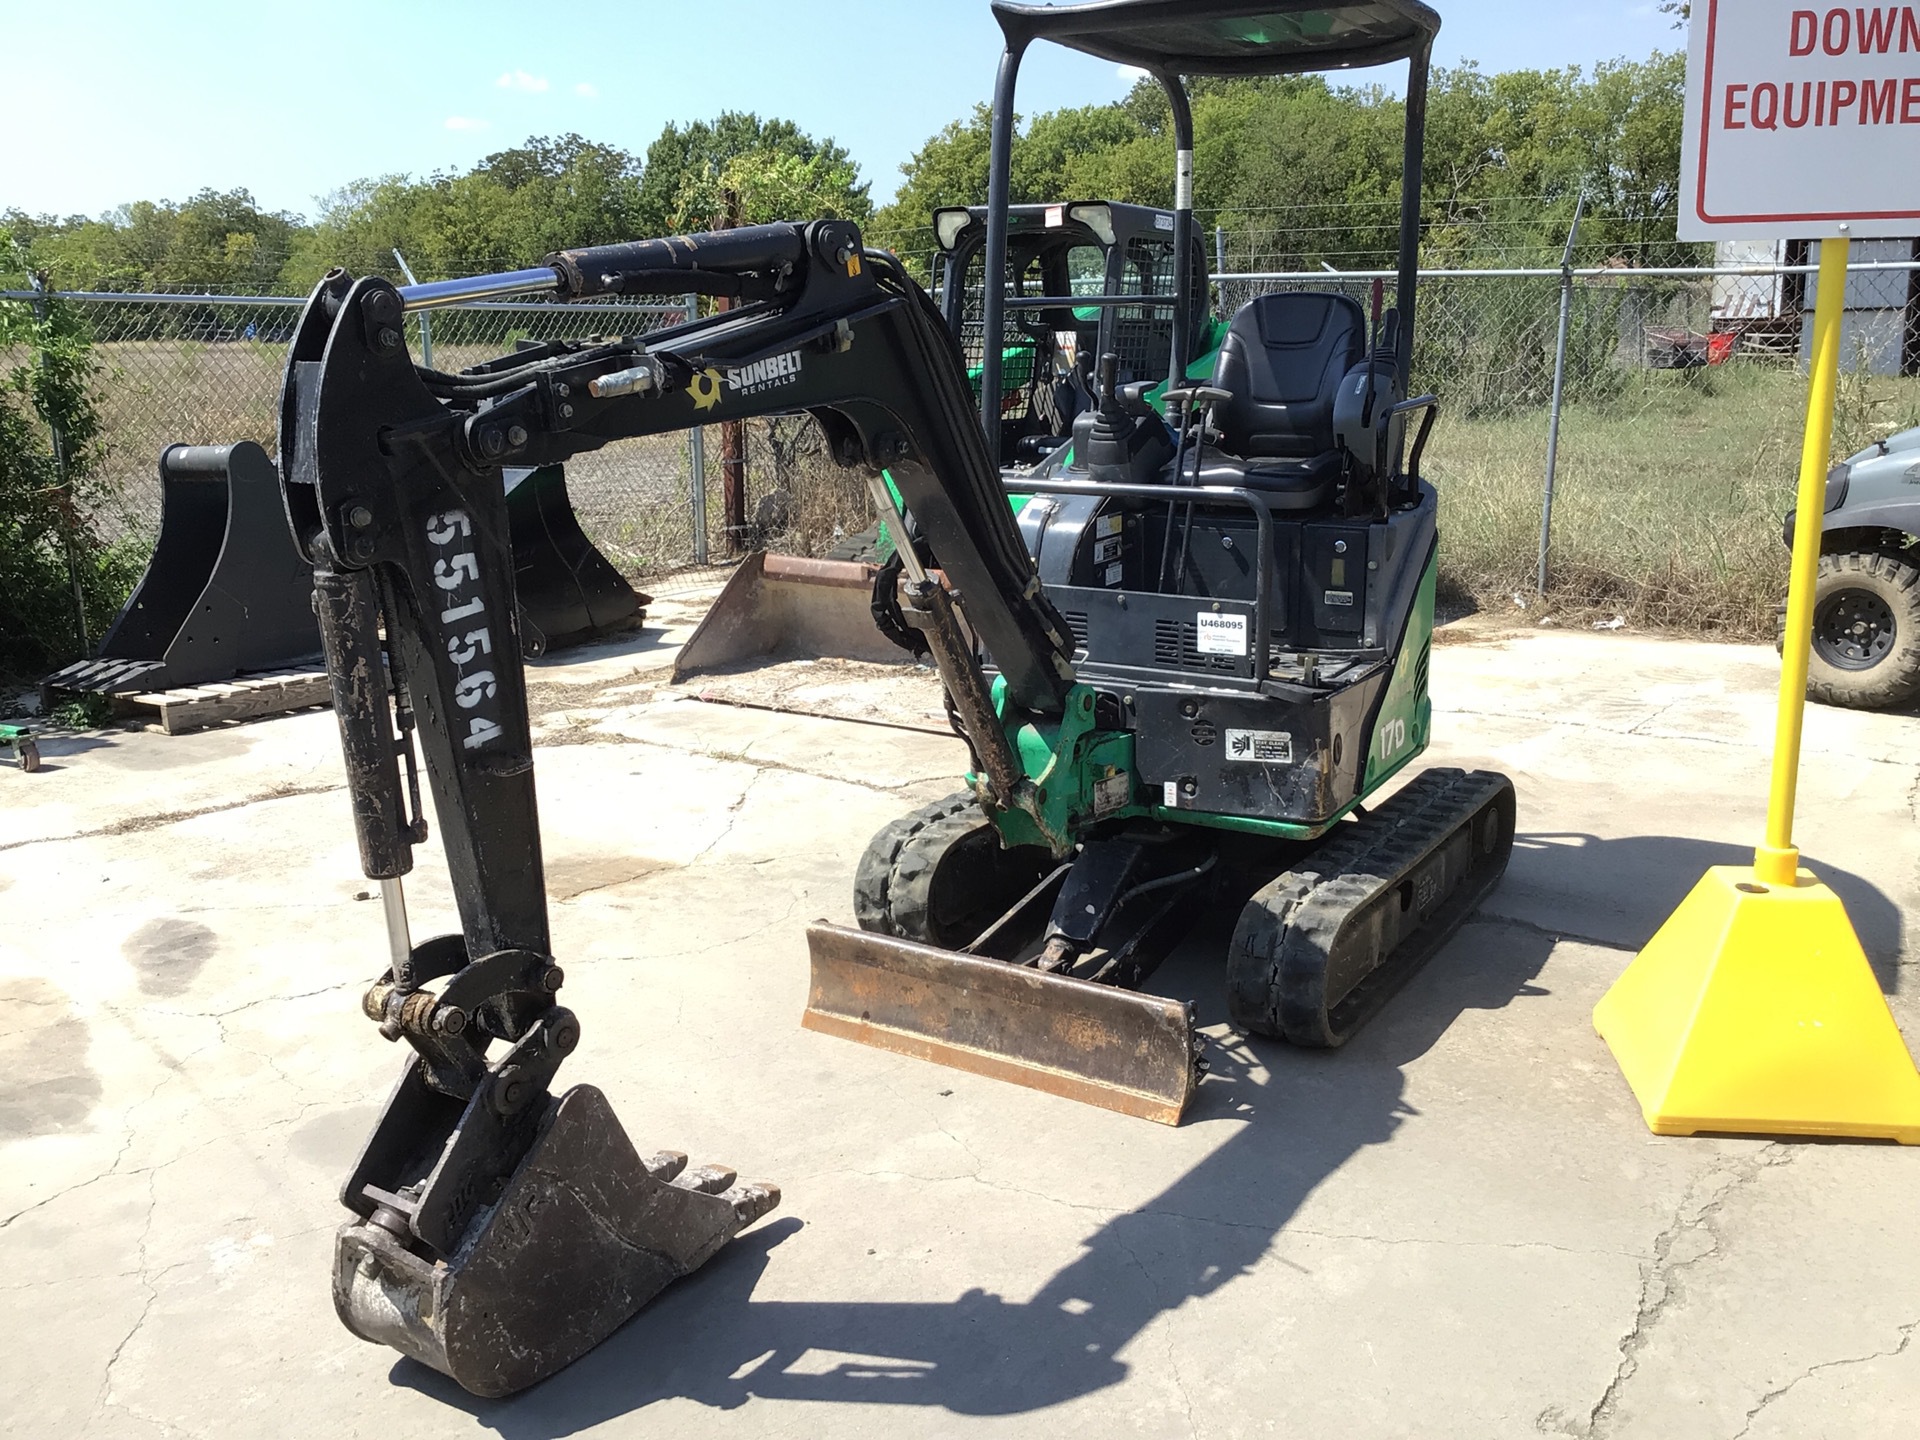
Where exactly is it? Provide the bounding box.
[1153,619,1240,673]
[1414,639,1431,696]
[1064,610,1090,663]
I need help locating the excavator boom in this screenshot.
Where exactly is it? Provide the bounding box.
[281,218,1183,1390]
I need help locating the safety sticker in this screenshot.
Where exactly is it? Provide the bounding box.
[1224,728,1293,764]
[1161,780,1181,808]
[1105,562,1124,586]
[1324,590,1354,607]
[1094,535,1122,564]
[1097,513,1124,537]
[1195,611,1248,656]
[1093,770,1131,817]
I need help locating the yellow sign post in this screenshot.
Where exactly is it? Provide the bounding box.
[1592,237,1920,1142]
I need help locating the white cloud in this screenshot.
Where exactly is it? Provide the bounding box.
[574,81,599,99]
[444,116,490,131]
[1117,64,1150,82]
[496,70,550,93]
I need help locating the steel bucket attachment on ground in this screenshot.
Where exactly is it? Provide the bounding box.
[335,1080,779,1398]
[42,441,320,700]
[504,464,648,656]
[671,552,909,681]
[803,922,1201,1124]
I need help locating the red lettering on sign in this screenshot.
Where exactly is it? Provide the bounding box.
[1824,7,1853,52]
[1862,75,1899,120]
[1905,6,1920,49]
[1784,80,1815,125]
[1724,83,1749,127]
[1752,82,1782,128]
[1904,74,1920,120]
[1831,77,1859,120]
[1792,8,1820,52]
[1856,6,1899,51]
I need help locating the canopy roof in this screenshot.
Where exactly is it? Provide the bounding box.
[990,0,1440,76]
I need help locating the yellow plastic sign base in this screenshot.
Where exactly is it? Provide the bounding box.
[1594,866,1920,1143]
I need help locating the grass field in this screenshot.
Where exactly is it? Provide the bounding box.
[1427,361,1920,638]
[66,340,1920,644]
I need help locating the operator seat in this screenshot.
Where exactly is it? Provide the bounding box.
[1197,292,1366,510]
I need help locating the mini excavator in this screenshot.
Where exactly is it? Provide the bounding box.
[281,0,1511,1398]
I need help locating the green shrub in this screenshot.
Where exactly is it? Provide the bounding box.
[1,233,140,679]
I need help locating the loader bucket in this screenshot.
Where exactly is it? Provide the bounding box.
[671,552,907,681]
[803,923,1201,1124]
[504,464,647,655]
[42,441,320,698]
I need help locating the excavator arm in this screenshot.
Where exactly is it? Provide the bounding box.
[277,219,1090,1396]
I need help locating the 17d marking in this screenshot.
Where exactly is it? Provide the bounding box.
[426,508,504,751]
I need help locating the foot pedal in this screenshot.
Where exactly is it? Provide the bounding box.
[333,1084,778,1397]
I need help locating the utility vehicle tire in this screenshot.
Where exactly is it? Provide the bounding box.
[1801,549,1920,710]
[17,739,40,773]
[853,791,1052,949]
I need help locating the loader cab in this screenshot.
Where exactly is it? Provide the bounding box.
[931,200,1212,467]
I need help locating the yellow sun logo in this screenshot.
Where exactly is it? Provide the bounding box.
[688,368,724,412]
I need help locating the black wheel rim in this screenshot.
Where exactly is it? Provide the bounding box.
[1813,587,1897,670]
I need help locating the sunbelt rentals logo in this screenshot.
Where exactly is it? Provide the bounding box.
[689,349,804,412]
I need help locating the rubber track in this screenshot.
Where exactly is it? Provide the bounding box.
[852,791,985,944]
[1227,768,1515,1048]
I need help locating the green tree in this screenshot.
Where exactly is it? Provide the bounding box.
[635,113,869,236]
[282,133,648,286]
[4,189,302,292]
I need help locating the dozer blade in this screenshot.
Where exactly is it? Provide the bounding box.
[672,552,906,681]
[803,923,1200,1124]
[333,1084,779,1398]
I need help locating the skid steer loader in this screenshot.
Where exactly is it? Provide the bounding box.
[282,0,1505,1391]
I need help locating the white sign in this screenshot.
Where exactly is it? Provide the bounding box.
[1679,1,1920,238]
[1224,729,1293,765]
[1194,611,1248,657]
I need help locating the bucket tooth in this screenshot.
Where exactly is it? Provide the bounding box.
[803,922,1200,1124]
[333,1084,778,1398]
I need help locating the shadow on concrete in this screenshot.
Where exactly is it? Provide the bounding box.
[1501,830,1905,992]
[385,824,1908,1430]
[390,912,1561,1432]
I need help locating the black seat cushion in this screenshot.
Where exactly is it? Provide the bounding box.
[1194,454,1340,511]
[1211,293,1366,461]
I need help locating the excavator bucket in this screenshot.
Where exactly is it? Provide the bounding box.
[42,441,321,699]
[335,1079,779,1398]
[803,923,1201,1124]
[671,551,906,681]
[503,464,648,656]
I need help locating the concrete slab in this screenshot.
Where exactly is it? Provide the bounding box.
[3,624,1918,1439]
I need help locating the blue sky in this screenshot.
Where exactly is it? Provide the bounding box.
[1,1,1680,221]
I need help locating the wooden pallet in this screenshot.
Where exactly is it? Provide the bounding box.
[117,668,333,735]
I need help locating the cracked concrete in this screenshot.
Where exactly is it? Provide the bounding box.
[2,618,1918,1438]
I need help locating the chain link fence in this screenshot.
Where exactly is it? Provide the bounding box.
[10,254,1920,660]
[1218,260,1920,632]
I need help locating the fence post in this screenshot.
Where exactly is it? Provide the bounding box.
[1536,192,1586,601]
[685,292,709,565]
[1215,225,1226,278]
[391,250,432,367]
[28,273,90,653]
